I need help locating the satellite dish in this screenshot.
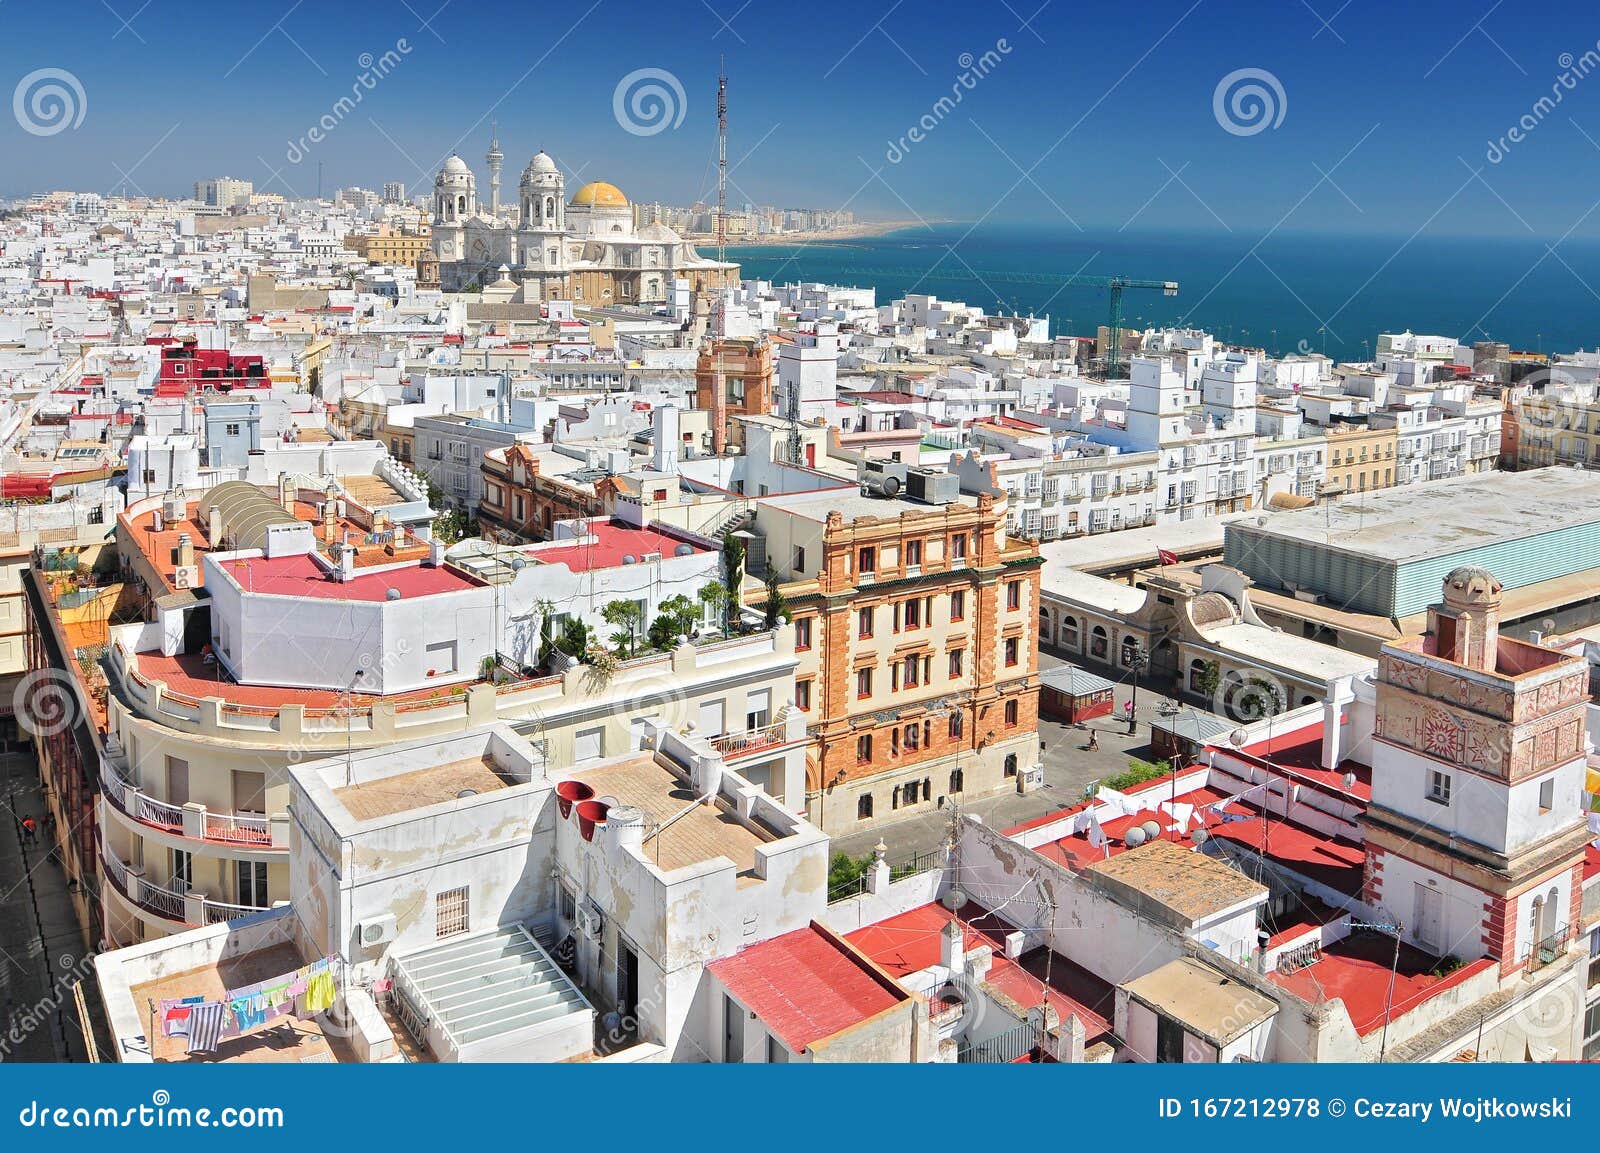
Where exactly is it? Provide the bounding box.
[1342,771,1357,789]
[1124,827,1147,847]
[1140,820,1161,841]
[1191,828,1209,846]
[1228,728,1247,748]
[942,887,969,912]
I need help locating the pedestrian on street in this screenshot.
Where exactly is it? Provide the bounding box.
[21,815,37,843]
[1087,729,1099,751]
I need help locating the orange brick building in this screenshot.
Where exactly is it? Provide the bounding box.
[758,489,1044,832]
[696,338,774,455]
[479,445,604,541]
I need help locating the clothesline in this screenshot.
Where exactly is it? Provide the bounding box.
[156,955,341,1055]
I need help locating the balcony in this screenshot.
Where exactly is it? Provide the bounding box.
[1524,923,1572,974]
[100,850,270,929]
[708,714,806,760]
[101,761,280,851]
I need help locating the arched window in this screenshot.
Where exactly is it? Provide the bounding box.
[1004,753,1018,778]
[1062,615,1079,650]
[1188,659,1208,692]
[1039,607,1053,640]
[1300,695,1316,707]
[545,196,554,218]
[1120,635,1139,667]
[949,768,964,794]
[857,793,873,820]
[948,712,963,740]
[457,194,466,214]
[1090,625,1108,660]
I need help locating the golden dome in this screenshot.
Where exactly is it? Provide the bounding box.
[569,181,628,208]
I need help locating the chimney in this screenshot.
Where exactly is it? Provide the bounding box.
[278,474,294,511]
[175,533,194,569]
[1431,566,1503,672]
[207,505,223,547]
[940,917,965,979]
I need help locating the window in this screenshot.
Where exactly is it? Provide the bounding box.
[1090,626,1109,660]
[948,712,964,739]
[795,616,813,650]
[903,655,921,688]
[1062,615,1079,649]
[856,735,873,764]
[948,648,964,678]
[857,792,873,819]
[1006,581,1022,611]
[796,679,812,711]
[1427,769,1452,805]
[903,598,922,629]
[224,423,241,437]
[858,606,874,638]
[1004,753,1018,778]
[950,590,965,620]
[858,546,876,573]
[1005,637,1019,667]
[435,886,469,938]
[951,533,967,560]
[1538,777,1555,812]
[904,723,920,751]
[171,848,193,893]
[905,539,922,567]
[857,668,873,698]
[949,768,964,793]
[746,688,771,731]
[237,860,268,907]
[1004,699,1019,727]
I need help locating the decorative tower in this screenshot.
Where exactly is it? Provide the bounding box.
[1364,567,1590,978]
[516,151,566,296]
[485,122,504,216]
[430,155,475,265]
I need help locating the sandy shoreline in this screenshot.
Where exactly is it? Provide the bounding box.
[682,220,931,249]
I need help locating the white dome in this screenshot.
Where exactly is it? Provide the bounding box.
[528,151,557,174]
[439,155,472,179]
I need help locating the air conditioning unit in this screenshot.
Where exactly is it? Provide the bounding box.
[358,914,397,948]
[575,905,602,939]
[859,459,909,498]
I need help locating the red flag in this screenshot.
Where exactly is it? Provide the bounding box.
[1157,548,1179,566]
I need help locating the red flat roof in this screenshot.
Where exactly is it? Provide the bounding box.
[708,923,904,1052]
[218,553,478,601]
[1269,934,1494,1036]
[525,521,706,573]
[846,902,1113,1043]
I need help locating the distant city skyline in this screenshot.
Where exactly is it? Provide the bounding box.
[4,0,1600,239]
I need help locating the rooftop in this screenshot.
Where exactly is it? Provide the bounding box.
[332,753,519,820]
[756,485,976,523]
[709,923,906,1052]
[216,552,480,602]
[521,520,708,573]
[1226,468,1600,563]
[1122,956,1278,1047]
[569,755,776,879]
[1083,838,1268,927]
[128,941,352,1064]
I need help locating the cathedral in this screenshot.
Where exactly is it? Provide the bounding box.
[430,131,739,301]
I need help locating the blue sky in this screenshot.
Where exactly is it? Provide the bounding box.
[5,0,1600,238]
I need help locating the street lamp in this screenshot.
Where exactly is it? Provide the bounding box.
[1127,641,1149,735]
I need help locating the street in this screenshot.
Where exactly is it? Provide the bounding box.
[828,647,1191,861]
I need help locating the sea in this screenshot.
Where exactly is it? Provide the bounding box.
[725,224,1600,362]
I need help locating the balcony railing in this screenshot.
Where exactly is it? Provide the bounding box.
[709,720,791,759]
[100,850,270,927]
[957,1022,1037,1063]
[1525,923,1571,973]
[102,765,277,848]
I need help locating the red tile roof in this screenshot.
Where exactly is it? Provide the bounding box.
[708,923,905,1052]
